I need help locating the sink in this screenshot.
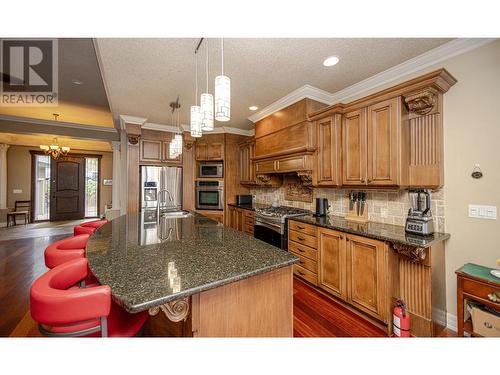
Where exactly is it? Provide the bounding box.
[160,210,192,219]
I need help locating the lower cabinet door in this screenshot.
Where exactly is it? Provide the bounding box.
[346,234,387,320]
[318,228,347,300]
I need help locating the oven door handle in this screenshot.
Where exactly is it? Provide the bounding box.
[255,219,283,235]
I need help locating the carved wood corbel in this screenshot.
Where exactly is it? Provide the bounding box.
[404,89,437,117]
[127,134,140,145]
[296,171,313,186]
[392,243,427,262]
[149,297,190,322]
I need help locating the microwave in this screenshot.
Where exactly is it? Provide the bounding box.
[199,162,223,178]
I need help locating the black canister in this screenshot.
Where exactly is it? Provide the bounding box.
[314,198,329,217]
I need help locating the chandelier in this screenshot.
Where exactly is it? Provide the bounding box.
[40,137,70,159]
[39,114,70,159]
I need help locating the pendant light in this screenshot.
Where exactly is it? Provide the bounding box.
[215,38,230,122]
[190,50,202,138]
[200,40,214,131]
[169,101,183,158]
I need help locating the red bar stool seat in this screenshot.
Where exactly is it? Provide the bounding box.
[30,258,148,337]
[44,234,90,269]
[74,219,109,236]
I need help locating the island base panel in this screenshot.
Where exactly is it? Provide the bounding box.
[192,266,294,337]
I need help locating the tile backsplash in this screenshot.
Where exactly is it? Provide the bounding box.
[249,186,445,232]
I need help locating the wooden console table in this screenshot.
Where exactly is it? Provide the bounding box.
[456,263,500,337]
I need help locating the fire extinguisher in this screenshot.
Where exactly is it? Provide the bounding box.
[393,299,410,337]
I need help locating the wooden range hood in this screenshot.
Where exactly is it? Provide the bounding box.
[252,98,326,186]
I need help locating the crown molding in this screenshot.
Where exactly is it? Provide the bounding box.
[248,38,496,123]
[143,121,254,136]
[119,115,147,129]
[327,38,496,104]
[248,84,332,123]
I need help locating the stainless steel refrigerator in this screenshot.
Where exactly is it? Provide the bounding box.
[140,166,182,217]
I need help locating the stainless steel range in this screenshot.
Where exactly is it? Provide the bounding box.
[254,206,310,250]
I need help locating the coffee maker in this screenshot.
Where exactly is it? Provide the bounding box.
[405,189,434,235]
[314,198,329,217]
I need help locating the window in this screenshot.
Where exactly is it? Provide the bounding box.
[34,155,50,221]
[85,157,99,217]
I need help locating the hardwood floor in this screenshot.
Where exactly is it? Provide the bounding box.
[0,234,66,336]
[293,278,387,337]
[0,229,456,337]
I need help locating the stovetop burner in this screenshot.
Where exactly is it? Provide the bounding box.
[255,205,311,219]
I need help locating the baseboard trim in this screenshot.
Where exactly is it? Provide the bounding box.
[446,312,458,332]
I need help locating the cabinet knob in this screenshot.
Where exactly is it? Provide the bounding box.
[297,236,305,241]
[367,179,372,183]
[339,235,343,240]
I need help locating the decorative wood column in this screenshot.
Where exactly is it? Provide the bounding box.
[0,144,10,210]
[120,115,146,215]
[111,141,121,211]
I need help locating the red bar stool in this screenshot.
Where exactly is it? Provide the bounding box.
[44,234,90,269]
[30,258,148,337]
[74,219,109,236]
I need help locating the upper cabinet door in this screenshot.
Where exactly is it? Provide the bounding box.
[367,98,400,186]
[317,114,341,186]
[207,142,224,160]
[342,108,367,185]
[140,139,162,162]
[195,142,208,161]
[163,141,182,164]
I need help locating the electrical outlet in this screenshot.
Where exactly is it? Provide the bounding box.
[13,189,22,194]
[468,204,497,220]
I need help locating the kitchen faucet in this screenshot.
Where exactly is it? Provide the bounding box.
[158,189,174,216]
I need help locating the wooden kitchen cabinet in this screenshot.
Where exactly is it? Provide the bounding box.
[345,234,388,322]
[195,134,225,161]
[318,228,347,300]
[140,138,182,164]
[366,98,401,186]
[227,205,244,232]
[239,139,256,185]
[342,108,367,185]
[342,97,404,187]
[316,113,342,186]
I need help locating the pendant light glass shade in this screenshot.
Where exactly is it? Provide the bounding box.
[215,74,230,121]
[190,105,202,137]
[200,92,214,131]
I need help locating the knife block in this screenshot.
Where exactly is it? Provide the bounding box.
[345,202,369,223]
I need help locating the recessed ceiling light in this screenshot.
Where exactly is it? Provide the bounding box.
[72,80,83,85]
[249,106,258,111]
[323,56,340,67]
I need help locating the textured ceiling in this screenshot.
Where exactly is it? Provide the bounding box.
[96,38,452,129]
[0,38,113,127]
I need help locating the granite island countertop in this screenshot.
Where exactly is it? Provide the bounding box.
[86,212,298,313]
[290,214,450,248]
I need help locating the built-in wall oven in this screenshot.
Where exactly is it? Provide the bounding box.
[199,162,223,178]
[195,180,224,210]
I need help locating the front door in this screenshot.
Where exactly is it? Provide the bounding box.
[50,156,85,221]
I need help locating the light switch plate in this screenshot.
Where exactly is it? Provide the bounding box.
[13,189,22,194]
[468,204,497,220]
